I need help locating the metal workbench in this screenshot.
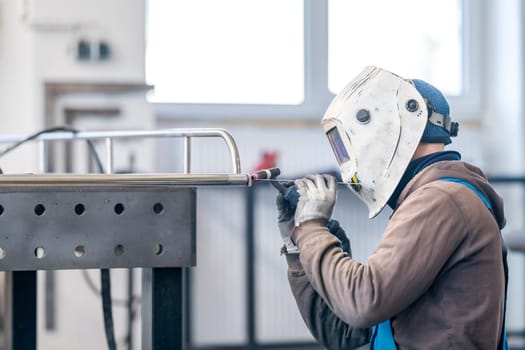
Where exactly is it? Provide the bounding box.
[0,128,251,350]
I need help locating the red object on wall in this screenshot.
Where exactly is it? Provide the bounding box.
[252,151,278,172]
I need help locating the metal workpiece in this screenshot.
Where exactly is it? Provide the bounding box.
[0,127,251,271]
[0,127,246,350]
[0,187,196,271]
[0,173,252,188]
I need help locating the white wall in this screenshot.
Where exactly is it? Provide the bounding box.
[0,0,39,171]
[0,1,150,349]
[30,0,145,82]
[0,0,148,173]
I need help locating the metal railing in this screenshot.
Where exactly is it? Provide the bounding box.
[0,128,251,187]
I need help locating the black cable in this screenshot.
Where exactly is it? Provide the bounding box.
[0,126,73,159]
[81,270,141,307]
[81,269,141,349]
[86,139,105,173]
[0,126,105,173]
[101,269,117,350]
[126,268,135,350]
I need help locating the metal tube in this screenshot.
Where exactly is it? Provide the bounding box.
[183,136,191,174]
[0,173,251,188]
[105,138,113,175]
[38,140,48,173]
[213,129,242,174]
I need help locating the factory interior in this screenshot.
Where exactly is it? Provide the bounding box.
[0,0,524,349]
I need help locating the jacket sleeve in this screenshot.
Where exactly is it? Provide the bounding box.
[285,253,371,350]
[292,186,468,327]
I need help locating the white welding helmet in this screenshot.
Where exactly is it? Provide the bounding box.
[322,66,428,218]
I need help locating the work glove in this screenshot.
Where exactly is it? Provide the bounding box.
[326,219,352,256]
[276,182,300,254]
[295,174,337,226]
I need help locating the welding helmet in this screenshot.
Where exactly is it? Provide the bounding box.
[322,66,458,218]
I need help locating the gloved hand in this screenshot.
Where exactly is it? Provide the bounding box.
[276,182,300,254]
[327,219,352,256]
[295,174,337,226]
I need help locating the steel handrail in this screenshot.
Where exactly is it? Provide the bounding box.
[0,127,242,175]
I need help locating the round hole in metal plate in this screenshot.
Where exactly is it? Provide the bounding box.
[153,202,164,215]
[114,244,125,256]
[114,203,125,215]
[75,203,86,216]
[153,244,164,256]
[0,247,5,259]
[34,246,46,259]
[74,245,86,258]
[34,204,46,216]
[0,205,4,216]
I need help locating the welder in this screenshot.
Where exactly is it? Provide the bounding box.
[275,66,508,349]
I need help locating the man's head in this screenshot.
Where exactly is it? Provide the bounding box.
[411,79,459,160]
[412,79,458,145]
[321,66,458,218]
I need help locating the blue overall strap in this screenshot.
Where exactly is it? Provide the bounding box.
[440,177,509,350]
[440,177,491,208]
[370,320,397,349]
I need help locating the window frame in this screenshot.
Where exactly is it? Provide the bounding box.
[150,0,481,121]
[448,0,483,119]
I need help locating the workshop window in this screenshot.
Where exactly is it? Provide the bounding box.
[147,0,478,120]
[328,0,463,96]
[146,0,304,105]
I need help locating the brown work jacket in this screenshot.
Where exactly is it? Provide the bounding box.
[286,161,507,349]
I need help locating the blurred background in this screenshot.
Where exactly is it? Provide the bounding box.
[0,0,524,349]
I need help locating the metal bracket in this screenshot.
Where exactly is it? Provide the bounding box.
[0,127,251,271]
[0,186,195,271]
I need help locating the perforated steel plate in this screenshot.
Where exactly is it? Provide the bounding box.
[0,187,195,271]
